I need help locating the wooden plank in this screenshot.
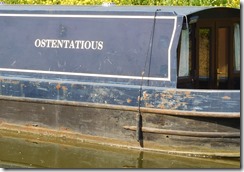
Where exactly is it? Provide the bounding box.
[123,126,240,138]
[0,95,240,118]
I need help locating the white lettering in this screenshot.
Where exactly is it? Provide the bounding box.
[98,41,103,50]
[34,39,41,47]
[69,40,75,49]
[41,39,46,47]
[34,39,104,51]
[84,41,91,49]
[57,40,63,48]
[46,39,52,48]
[75,40,82,49]
[51,40,57,48]
[64,40,69,48]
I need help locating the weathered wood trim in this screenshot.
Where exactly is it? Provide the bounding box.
[139,107,240,118]
[0,95,240,118]
[123,126,240,138]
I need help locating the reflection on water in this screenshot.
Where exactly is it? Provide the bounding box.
[0,136,240,168]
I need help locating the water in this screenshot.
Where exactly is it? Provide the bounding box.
[0,136,240,168]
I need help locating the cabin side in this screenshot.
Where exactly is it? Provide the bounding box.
[0,6,182,88]
[177,7,240,90]
[0,6,182,108]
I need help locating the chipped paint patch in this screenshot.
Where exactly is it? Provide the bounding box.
[222,96,231,100]
[145,103,154,108]
[62,86,68,91]
[56,83,61,90]
[126,98,132,104]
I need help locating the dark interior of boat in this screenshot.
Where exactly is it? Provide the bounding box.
[177,8,240,90]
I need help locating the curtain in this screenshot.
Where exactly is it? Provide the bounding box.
[179,28,189,77]
[234,23,240,71]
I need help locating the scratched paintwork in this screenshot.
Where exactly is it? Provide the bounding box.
[0,78,240,113]
[0,6,240,157]
[140,89,240,112]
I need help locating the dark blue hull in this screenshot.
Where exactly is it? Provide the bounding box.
[0,77,240,157]
[0,5,240,157]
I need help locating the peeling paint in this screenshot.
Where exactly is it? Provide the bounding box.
[0,77,240,112]
[56,84,61,90]
[126,98,132,104]
[222,96,231,100]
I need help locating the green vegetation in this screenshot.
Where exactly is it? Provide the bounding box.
[1,0,240,8]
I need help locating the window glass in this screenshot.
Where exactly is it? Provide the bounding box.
[199,29,210,80]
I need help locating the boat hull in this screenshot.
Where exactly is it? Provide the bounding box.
[0,96,240,158]
[0,5,240,158]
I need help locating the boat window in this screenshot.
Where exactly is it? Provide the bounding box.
[217,27,230,89]
[198,28,211,88]
[178,28,190,77]
[234,23,240,71]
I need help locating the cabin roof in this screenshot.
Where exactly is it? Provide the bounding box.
[0,5,239,17]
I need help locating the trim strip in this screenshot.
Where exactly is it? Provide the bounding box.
[0,13,176,19]
[123,126,240,138]
[0,95,240,118]
[168,16,177,81]
[0,68,167,81]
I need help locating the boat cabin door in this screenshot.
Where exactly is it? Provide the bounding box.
[195,20,240,89]
[177,9,240,90]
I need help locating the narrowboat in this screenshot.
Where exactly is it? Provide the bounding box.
[0,5,240,158]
